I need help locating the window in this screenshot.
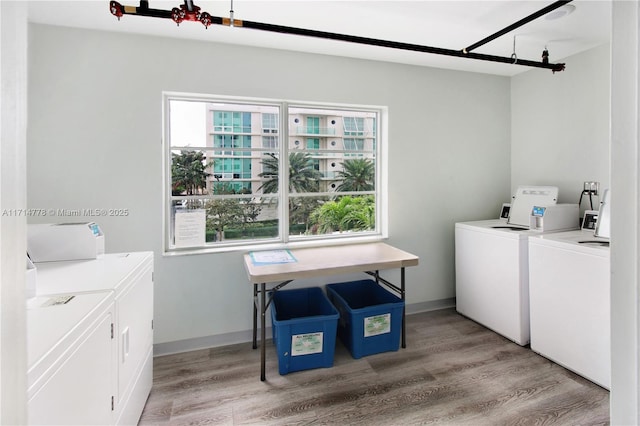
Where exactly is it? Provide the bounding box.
[214,111,251,133]
[164,93,386,253]
[262,135,278,150]
[306,117,320,134]
[262,113,278,134]
[344,138,364,157]
[344,117,365,136]
[306,138,320,172]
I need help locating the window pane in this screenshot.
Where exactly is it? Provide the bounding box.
[288,107,376,195]
[288,195,327,235]
[170,149,210,196]
[170,101,206,147]
[257,152,279,194]
[262,113,278,134]
[262,135,278,149]
[306,117,320,134]
[334,158,376,192]
[170,196,279,247]
[208,103,280,199]
[289,194,375,237]
[205,195,278,242]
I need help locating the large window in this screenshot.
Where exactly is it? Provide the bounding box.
[164,93,386,253]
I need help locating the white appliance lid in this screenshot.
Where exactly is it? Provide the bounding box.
[508,186,559,227]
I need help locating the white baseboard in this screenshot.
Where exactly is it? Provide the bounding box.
[405,297,456,315]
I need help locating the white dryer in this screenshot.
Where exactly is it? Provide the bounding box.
[27,291,116,425]
[528,229,610,389]
[455,186,577,346]
[32,252,154,425]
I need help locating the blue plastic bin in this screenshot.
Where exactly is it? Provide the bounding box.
[270,287,339,375]
[326,279,404,359]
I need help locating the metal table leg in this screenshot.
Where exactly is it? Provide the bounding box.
[252,283,258,349]
[401,267,406,348]
[260,282,266,381]
[366,268,407,349]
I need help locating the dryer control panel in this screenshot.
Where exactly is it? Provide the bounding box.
[529,204,579,232]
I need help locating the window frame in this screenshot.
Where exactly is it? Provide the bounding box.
[162,92,388,255]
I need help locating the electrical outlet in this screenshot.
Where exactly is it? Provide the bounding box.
[583,181,599,195]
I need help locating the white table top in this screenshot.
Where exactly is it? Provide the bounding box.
[244,242,419,283]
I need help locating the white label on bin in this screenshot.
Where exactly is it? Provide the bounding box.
[291,332,323,356]
[364,314,391,337]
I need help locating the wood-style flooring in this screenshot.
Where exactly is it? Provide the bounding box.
[139,308,610,425]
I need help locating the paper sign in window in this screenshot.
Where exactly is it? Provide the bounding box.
[174,209,206,248]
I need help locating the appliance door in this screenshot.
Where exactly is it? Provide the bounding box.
[455,225,529,345]
[529,240,610,389]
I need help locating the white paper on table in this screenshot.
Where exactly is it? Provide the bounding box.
[250,249,297,265]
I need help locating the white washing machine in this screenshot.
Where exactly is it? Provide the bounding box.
[528,229,610,389]
[455,219,544,345]
[455,186,576,346]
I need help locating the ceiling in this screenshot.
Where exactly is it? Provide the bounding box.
[26,0,611,76]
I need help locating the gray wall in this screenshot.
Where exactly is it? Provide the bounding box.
[610,1,639,421]
[511,44,610,210]
[27,24,511,347]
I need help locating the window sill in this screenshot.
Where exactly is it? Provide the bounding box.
[162,234,387,257]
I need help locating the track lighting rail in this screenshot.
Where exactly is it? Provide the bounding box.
[462,0,573,54]
[109,1,566,73]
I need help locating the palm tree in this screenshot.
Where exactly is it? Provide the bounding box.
[257,153,279,194]
[309,195,375,234]
[258,152,321,193]
[335,158,375,192]
[171,151,211,195]
[340,195,375,230]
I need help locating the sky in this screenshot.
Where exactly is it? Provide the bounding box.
[170,100,206,147]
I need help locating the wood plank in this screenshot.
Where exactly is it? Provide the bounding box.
[139,308,609,425]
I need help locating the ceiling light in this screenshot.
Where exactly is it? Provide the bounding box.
[545,4,576,20]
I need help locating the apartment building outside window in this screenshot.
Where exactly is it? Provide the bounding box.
[164,93,387,253]
[344,116,365,136]
[262,135,278,150]
[262,113,278,134]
